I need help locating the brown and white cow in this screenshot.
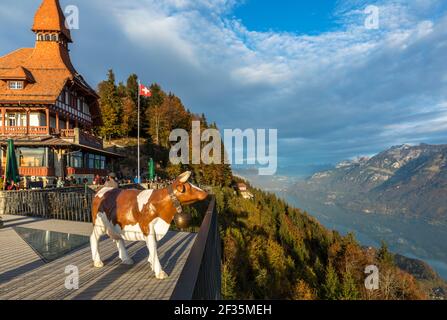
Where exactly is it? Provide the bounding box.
[90,171,208,280]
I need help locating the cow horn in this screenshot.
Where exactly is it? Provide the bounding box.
[178,171,192,183]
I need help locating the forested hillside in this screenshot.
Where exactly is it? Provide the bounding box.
[214,181,432,300]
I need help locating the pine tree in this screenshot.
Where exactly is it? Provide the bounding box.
[126,74,139,105]
[322,263,340,300]
[378,241,395,267]
[145,84,166,145]
[293,280,315,300]
[340,270,359,300]
[121,96,137,137]
[98,70,123,140]
[222,263,237,300]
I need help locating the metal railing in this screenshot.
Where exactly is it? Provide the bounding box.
[0,188,94,222]
[171,196,221,300]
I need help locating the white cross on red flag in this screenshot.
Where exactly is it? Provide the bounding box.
[139,84,152,97]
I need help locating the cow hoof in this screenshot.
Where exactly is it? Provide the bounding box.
[94,260,104,268]
[156,271,169,280]
[122,258,134,265]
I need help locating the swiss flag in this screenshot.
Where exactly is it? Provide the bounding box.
[139,84,152,97]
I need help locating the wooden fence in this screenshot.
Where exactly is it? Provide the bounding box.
[0,184,211,225]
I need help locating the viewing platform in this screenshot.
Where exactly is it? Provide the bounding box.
[0,197,220,300]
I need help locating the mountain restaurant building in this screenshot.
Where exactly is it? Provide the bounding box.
[0,0,120,185]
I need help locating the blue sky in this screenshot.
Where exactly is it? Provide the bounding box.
[1,0,447,176]
[232,0,339,34]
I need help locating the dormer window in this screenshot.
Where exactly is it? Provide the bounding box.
[9,81,24,90]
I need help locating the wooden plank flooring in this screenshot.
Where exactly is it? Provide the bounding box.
[0,215,196,300]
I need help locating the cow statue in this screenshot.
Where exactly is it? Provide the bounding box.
[90,171,208,280]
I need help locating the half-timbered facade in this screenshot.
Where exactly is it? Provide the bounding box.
[0,0,119,184]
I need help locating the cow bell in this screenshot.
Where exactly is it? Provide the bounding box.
[174,212,192,230]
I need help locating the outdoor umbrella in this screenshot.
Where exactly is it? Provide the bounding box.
[148,158,155,181]
[4,139,20,190]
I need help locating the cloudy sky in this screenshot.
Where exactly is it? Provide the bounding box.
[1,0,447,176]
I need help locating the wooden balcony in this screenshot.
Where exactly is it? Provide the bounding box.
[60,129,75,138]
[0,125,103,150]
[29,126,49,135]
[1,126,49,136]
[66,167,108,176]
[1,166,55,177]
[60,128,103,149]
[19,167,55,177]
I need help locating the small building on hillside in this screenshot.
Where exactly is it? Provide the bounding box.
[0,0,120,185]
[236,183,248,192]
[234,182,254,200]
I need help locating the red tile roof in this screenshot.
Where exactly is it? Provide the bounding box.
[0,41,82,104]
[0,0,100,124]
[0,66,35,83]
[32,0,72,42]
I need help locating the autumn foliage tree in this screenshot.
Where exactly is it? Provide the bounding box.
[97,70,123,140]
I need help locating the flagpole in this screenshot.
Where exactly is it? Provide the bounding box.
[137,79,141,184]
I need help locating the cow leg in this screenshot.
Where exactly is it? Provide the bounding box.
[147,223,168,280]
[115,239,134,265]
[90,222,105,268]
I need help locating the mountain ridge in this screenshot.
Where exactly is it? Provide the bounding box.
[293,143,447,224]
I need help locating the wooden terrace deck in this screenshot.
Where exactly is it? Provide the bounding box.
[0,215,196,300]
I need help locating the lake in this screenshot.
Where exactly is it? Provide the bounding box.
[279,191,447,280]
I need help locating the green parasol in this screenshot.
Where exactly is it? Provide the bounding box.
[4,139,20,189]
[148,158,155,181]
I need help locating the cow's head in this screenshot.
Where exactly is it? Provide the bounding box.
[172,171,208,205]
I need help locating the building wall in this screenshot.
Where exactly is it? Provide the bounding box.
[54,149,64,177]
[50,116,56,128]
[0,111,72,128]
[29,112,42,126]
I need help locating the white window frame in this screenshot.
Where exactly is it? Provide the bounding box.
[9,81,24,90]
[8,113,17,127]
[6,113,26,127]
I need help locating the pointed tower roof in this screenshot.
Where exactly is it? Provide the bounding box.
[32,0,72,42]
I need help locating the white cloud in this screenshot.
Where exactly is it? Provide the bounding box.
[1,0,446,172]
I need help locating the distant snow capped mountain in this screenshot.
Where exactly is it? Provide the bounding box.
[292,144,447,224]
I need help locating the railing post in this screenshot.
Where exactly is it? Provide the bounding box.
[56,112,60,133]
[0,191,6,216]
[1,107,5,135]
[26,109,30,135]
[45,108,50,135]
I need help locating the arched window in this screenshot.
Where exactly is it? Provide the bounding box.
[45,34,51,41]
[38,34,44,41]
[51,34,57,41]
